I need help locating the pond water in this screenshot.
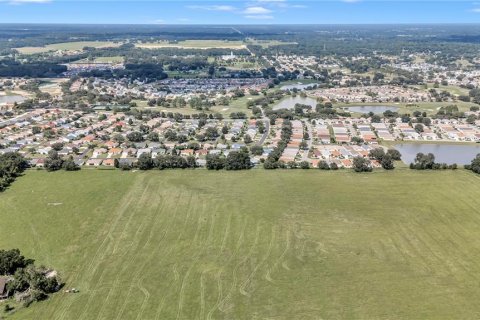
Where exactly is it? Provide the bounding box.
[0,95,25,104]
[281,83,318,91]
[273,96,318,110]
[394,144,480,165]
[348,106,399,114]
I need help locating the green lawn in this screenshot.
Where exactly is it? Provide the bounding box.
[15,41,121,54]
[334,101,474,115]
[71,56,124,64]
[245,39,297,48]
[135,39,294,50]
[133,95,253,117]
[2,170,480,319]
[136,40,246,50]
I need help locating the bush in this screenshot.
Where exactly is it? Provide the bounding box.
[0,249,34,275]
[352,156,372,172]
[299,161,310,169]
[225,151,252,170]
[206,154,225,170]
[288,161,297,169]
[386,149,402,161]
[44,150,63,172]
[250,145,264,156]
[369,148,385,161]
[2,250,62,307]
[0,152,28,191]
[466,154,480,174]
[137,153,153,170]
[62,157,80,171]
[381,154,395,170]
[410,152,435,170]
[318,160,330,170]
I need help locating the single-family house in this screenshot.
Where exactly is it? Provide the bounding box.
[102,158,115,167]
[180,149,194,157]
[137,148,151,158]
[86,158,103,166]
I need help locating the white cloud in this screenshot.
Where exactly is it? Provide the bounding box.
[187,5,236,12]
[252,0,306,10]
[471,8,480,12]
[244,14,274,19]
[211,5,236,11]
[243,6,272,14]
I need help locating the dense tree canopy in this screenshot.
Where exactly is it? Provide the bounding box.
[352,156,372,172]
[0,249,34,275]
[465,154,480,174]
[0,152,28,191]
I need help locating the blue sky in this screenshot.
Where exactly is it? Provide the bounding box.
[0,0,479,24]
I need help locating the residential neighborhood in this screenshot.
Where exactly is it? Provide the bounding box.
[0,102,479,169]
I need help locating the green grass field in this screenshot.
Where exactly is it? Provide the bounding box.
[334,101,475,116]
[71,56,125,64]
[135,39,293,50]
[245,39,297,48]
[133,95,253,117]
[15,41,121,54]
[136,40,246,50]
[2,170,480,319]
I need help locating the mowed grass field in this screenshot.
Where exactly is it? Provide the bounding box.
[2,170,480,319]
[133,94,254,117]
[334,101,475,116]
[71,56,125,64]
[245,39,297,48]
[15,41,121,54]
[135,40,246,50]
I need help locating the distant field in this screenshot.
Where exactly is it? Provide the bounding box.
[136,40,246,49]
[136,39,295,50]
[245,39,297,48]
[2,170,480,319]
[133,94,253,117]
[38,78,68,96]
[431,84,469,96]
[411,84,470,97]
[71,56,124,64]
[15,41,121,54]
[334,100,475,115]
[223,61,261,70]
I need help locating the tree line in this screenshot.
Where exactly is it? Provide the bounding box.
[409,153,458,170]
[0,152,28,192]
[0,61,67,78]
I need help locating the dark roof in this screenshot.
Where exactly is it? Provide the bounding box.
[118,158,135,165]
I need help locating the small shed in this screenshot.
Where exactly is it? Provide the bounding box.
[0,277,8,299]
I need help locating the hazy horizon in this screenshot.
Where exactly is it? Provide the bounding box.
[0,1,479,25]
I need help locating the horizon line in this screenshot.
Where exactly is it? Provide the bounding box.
[2,22,480,26]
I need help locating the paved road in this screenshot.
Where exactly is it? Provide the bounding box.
[257,107,270,146]
[74,148,89,165]
[301,120,314,161]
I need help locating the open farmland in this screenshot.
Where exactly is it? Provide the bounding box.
[71,56,125,64]
[2,170,480,319]
[135,40,246,49]
[15,41,121,54]
[245,39,297,48]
